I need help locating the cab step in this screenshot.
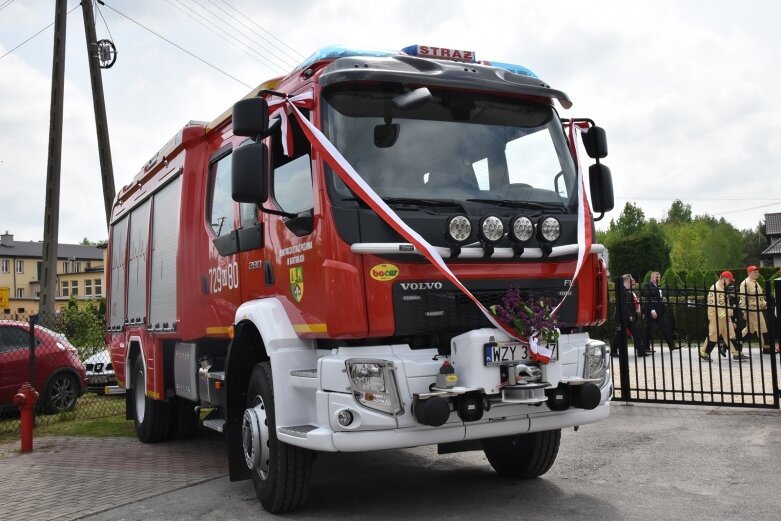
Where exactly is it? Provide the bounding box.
[279,424,317,438]
[203,418,225,433]
[290,368,318,390]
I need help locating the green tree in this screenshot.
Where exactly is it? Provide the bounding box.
[665,199,692,224]
[741,221,768,263]
[607,228,670,281]
[58,297,105,359]
[608,202,646,237]
[701,221,745,270]
[669,222,708,271]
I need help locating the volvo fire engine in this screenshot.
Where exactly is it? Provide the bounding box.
[106,44,615,513]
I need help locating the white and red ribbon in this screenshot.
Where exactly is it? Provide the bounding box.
[270,93,593,364]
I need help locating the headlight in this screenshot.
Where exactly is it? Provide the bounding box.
[446,215,471,244]
[537,216,561,243]
[479,215,504,243]
[346,359,403,415]
[510,215,534,243]
[583,341,608,386]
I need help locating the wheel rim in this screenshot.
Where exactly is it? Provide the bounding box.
[50,375,76,412]
[242,395,270,480]
[134,368,146,423]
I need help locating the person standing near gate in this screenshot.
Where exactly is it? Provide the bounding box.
[642,271,679,352]
[700,271,748,362]
[612,274,650,357]
[739,266,770,353]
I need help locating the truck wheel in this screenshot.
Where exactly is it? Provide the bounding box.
[132,355,171,443]
[42,373,79,414]
[481,429,561,479]
[168,396,200,439]
[243,362,312,513]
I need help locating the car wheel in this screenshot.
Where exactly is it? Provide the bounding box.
[243,362,312,513]
[132,355,171,443]
[482,429,561,479]
[43,373,79,414]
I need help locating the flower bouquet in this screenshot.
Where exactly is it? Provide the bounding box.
[489,288,562,362]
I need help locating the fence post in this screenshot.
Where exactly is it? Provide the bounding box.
[28,315,36,389]
[769,280,780,408]
[614,277,631,401]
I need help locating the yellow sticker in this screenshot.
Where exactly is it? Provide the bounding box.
[446,374,458,383]
[370,263,400,282]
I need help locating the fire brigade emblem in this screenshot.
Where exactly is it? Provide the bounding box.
[289,267,304,302]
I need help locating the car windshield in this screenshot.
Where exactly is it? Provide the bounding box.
[321,85,578,211]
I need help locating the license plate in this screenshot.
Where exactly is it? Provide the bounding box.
[89,375,110,384]
[483,340,558,366]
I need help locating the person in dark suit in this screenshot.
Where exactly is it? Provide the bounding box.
[642,271,679,352]
[612,274,650,357]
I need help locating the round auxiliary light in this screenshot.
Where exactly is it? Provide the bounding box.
[510,215,534,243]
[446,215,472,244]
[538,216,561,243]
[337,409,354,427]
[480,215,505,243]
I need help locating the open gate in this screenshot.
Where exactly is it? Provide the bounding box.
[609,278,780,409]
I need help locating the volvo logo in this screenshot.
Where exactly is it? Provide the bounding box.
[400,282,443,291]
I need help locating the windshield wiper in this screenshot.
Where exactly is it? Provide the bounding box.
[465,198,566,212]
[341,196,460,209]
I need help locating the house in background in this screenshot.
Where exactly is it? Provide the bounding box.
[762,212,781,267]
[0,232,106,317]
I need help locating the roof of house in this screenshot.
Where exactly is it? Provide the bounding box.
[0,240,103,260]
[766,212,781,236]
[762,237,781,255]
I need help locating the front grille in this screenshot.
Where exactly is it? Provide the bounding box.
[392,279,577,336]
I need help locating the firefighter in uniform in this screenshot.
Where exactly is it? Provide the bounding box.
[700,271,748,362]
[739,265,770,352]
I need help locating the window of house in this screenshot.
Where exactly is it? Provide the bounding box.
[63,261,70,274]
[62,280,69,297]
[71,280,78,296]
[15,260,23,273]
[1,259,8,273]
[74,261,81,273]
[17,307,24,313]
[207,153,235,237]
[85,279,92,296]
[94,278,102,296]
[15,288,24,298]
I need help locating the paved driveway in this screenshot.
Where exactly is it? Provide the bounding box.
[2,403,780,520]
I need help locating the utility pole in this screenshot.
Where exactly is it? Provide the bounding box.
[40,0,68,323]
[81,0,116,226]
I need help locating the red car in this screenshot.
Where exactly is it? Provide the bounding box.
[0,321,87,414]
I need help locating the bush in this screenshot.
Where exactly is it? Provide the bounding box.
[57,297,106,359]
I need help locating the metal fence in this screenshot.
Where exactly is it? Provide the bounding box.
[607,278,780,408]
[0,312,124,435]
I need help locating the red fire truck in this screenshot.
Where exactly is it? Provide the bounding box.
[107,44,614,513]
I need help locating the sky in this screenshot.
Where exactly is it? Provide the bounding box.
[1,0,780,244]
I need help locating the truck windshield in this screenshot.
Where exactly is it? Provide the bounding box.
[321,85,578,211]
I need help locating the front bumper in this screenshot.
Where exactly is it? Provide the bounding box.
[274,329,611,452]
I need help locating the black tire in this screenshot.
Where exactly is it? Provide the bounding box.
[168,396,200,439]
[42,372,79,414]
[132,355,171,443]
[246,362,312,513]
[482,429,561,479]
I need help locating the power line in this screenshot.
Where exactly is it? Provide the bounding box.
[0,0,18,14]
[190,0,295,71]
[714,201,781,216]
[615,197,781,202]
[0,3,80,62]
[217,0,305,61]
[101,2,253,89]
[165,0,287,75]
[206,0,302,66]
[94,0,114,42]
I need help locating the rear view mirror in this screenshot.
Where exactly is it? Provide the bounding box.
[374,123,400,148]
[589,163,614,214]
[392,87,432,110]
[581,126,608,159]
[232,141,269,204]
[232,97,270,138]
